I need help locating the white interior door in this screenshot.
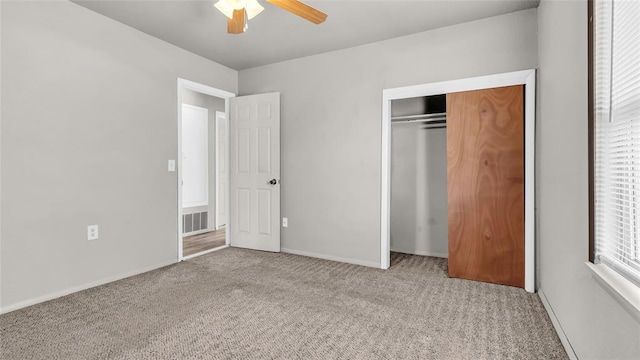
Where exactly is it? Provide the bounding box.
[216,111,227,229]
[181,104,209,208]
[229,92,280,252]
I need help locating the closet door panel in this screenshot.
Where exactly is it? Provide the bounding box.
[446,85,524,288]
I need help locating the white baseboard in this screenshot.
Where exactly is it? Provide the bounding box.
[391,248,448,259]
[538,290,578,360]
[182,244,229,260]
[281,248,380,268]
[0,259,178,315]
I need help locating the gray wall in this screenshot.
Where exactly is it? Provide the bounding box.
[390,98,448,257]
[239,9,538,266]
[0,1,237,311]
[182,89,225,233]
[537,1,640,358]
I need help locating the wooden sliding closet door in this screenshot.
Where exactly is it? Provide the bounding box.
[446,85,525,288]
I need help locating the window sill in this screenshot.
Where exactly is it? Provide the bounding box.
[586,262,640,322]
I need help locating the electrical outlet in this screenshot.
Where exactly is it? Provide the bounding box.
[282,217,288,228]
[168,159,176,172]
[87,225,99,241]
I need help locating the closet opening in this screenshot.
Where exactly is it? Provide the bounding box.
[380,70,537,292]
[390,94,449,261]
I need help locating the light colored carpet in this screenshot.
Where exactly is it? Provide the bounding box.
[0,248,567,359]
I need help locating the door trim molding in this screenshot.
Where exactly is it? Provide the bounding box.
[380,69,537,292]
[215,111,227,232]
[177,78,235,261]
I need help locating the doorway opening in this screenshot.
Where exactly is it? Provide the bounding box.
[177,79,235,260]
[380,70,537,292]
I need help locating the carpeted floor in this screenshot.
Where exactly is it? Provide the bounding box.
[0,248,568,360]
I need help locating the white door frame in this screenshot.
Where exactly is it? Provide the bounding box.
[213,111,229,230]
[215,111,226,230]
[177,78,235,261]
[380,69,537,292]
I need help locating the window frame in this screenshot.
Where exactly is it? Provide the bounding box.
[589,0,595,263]
[590,0,640,283]
[589,1,640,318]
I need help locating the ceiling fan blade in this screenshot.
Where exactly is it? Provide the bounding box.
[228,9,246,34]
[266,0,327,24]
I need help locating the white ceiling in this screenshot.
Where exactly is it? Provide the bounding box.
[73,0,540,70]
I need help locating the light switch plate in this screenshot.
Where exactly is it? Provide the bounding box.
[168,160,176,172]
[87,225,99,241]
[282,217,288,228]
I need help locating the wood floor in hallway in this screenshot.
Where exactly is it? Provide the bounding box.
[183,227,226,256]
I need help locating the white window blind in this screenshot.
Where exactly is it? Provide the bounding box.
[595,0,640,286]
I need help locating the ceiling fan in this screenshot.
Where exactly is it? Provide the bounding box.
[214,0,328,34]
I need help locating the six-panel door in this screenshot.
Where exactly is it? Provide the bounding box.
[229,93,281,252]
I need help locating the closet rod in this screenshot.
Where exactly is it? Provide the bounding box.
[391,118,446,125]
[390,112,446,121]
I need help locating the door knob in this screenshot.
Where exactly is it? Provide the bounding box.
[268,179,277,185]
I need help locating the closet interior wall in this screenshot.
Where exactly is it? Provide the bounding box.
[390,96,448,258]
